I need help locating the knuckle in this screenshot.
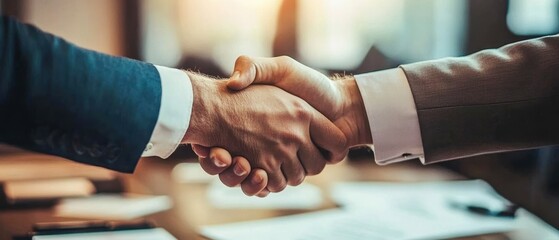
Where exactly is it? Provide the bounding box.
[219,174,238,187]
[241,184,256,196]
[257,192,269,198]
[329,149,349,164]
[277,55,295,65]
[269,180,287,193]
[294,105,308,119]
[289,174,305,186]
[200,159,219,175]
[241,178,261,195]
[291,103,311,121]
[306,161,326,176]
[256,155,276,171]
[337,135,349,151]
[280,132,303,146]
[236,55,251,66]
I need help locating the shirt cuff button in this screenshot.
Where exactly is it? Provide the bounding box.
[145,142,154,152]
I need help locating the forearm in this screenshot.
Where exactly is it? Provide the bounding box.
[0,16,162,172]
[334,76,372,147]
[181,72,222,146]
[401,35,559,162]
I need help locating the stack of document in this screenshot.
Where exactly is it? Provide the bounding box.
[55,194,172,220]
[201,180,520,240]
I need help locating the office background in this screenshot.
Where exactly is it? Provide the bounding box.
[1,0,558,228]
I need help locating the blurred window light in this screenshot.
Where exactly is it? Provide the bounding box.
[176,0,282,72]
[142,0,282,71]
[298,0,405,70]
[141,0,183,67]
[297,0,467,69]
[432,0,467,59]
[144,0,467,71]
[507,0,559,36]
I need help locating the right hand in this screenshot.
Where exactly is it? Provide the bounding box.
[228,56,372,148]
[183,73,347,193]
[202,56,372,195]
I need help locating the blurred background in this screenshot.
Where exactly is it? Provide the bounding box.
[4,0,559,75]
[1,0,558,237]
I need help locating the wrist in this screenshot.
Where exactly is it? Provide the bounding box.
[181,72,221,145]
[336,77,373,146]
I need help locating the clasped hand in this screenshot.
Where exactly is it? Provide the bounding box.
[185,56,372,197]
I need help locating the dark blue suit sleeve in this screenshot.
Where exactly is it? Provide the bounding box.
[0,16,162,173]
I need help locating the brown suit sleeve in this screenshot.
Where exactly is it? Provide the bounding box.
[400,35,559,163]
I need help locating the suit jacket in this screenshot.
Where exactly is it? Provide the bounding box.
[0,16,162,173]
[401,35,559,163]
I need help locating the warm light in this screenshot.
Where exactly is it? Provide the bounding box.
[298,0,405,70]
[5,178,95,203]
[176,0,282,73]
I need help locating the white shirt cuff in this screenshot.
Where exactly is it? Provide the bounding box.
[354,68,425,165]
[142,65,193,158]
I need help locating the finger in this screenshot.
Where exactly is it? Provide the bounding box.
[228,55,257,90]
[309,111,348,164]
[218,156,251,187]
[281,157,305,186]
[199,147,232,175]
[297,141,327,176]
[255,188,270,198]
[230,55,335,112]
[265,160,288,193]
[191,144,210,158]
[228,55,286,90]
[241,169,268,196]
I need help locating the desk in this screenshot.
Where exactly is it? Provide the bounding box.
[0,145,556,240]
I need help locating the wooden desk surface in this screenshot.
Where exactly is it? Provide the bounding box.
[0,146,556,240]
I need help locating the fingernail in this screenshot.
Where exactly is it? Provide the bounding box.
[212,157,227,168]
[251,174,263,184]
[233,164,247,176]
[231,71,240,81]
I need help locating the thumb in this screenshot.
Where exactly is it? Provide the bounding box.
[309,110,349,164]
[227,55,284,90]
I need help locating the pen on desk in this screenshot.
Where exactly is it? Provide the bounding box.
[449,201,519,218]
[33,220,153,235]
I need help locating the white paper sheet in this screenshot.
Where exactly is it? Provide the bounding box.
[55,194,172,220]
[33,228,176,240]
[330,180,518,239]
[201,180,518,240]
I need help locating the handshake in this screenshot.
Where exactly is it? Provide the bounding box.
[183,56,373,197]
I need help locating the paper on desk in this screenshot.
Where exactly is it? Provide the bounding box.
[331,180,511,210]
[202,209,428,240]
[55,194,172,220]
[201,208,514,240]
[331,180,517,239]
[201,180,516,240]
[208,180,322,209]
[33,228,176,240]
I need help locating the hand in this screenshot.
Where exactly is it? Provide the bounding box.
[199,56,372,195]
[193,145,270,197]
[229,56,372,147]
[183,73,347,193]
